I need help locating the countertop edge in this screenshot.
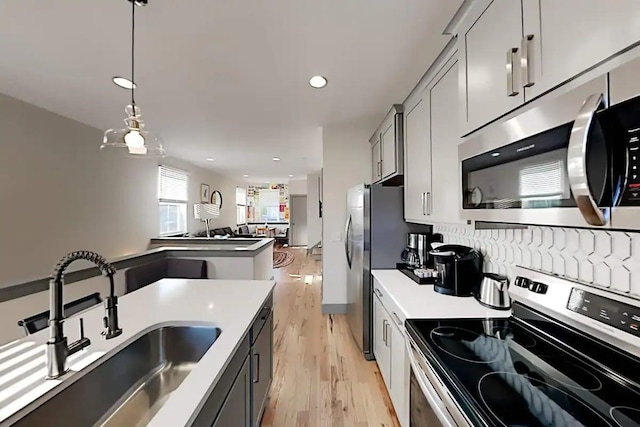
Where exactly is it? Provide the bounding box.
[372,269,512,320]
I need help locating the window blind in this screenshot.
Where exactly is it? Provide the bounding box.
[236,187,247,206]
[519,160,564,198]
[158,166,188,202]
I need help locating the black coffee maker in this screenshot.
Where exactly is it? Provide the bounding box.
[429,244,483,296]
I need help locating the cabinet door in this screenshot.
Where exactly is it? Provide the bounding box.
[389,316,409,427]
[372,138,382,183]
[381,118,397,178]
[403,94,431,223]
[430,61,463,224]
[213,356,250,427]
[373,294,391,388]
[252,312,273,427]
[463,0,524,134]
[523,0,640,100]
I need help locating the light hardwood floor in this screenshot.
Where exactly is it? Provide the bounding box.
[261,247,400,427]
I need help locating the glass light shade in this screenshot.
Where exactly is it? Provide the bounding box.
[101,105,166,157]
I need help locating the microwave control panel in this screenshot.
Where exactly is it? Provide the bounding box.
[567,288,640,338]
[627,126,640,202]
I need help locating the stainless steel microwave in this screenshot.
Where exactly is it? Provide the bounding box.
[459,72,640,230]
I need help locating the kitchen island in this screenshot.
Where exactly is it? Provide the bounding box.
[0,278,276,427]
[0,239,274,344]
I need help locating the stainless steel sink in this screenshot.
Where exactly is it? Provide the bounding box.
[12,325,221,427]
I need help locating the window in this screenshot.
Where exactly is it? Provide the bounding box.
[158,166,188,235]
[236,187,247,225]
[519,160,565,199]
[258,189,280,222]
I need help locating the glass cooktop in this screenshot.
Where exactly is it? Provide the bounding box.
[406,306,640,427]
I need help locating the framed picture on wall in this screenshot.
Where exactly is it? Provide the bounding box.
[200,184,210,203]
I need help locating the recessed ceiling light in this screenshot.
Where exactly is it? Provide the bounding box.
[206,157,215,162]
[491,152,501,157]
[272,157,281,161]
[243,174,249,178]
[112,76,137,90]
[309,75,327,89]
[289,174,294,177]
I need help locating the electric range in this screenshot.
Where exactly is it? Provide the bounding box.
[405,267,640,427]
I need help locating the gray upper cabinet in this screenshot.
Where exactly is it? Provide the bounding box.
[380,119,396,178]
[251,311,273,427]
[212,357,251,427]
[403,92,431,223]
[459,0,640,136]
[370,105,404,184]
[460,0,524,135]
[522,0,640,100]
[372,136,382,183]
[429,59,463,224]
[403,43,464,226]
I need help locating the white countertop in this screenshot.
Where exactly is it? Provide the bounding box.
[0,278,275,426]
[372,270,512,320]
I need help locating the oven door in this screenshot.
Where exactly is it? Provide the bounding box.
[405,333,470,427]
[459,74,624,228]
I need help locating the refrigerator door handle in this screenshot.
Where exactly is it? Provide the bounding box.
[344,214,353,268]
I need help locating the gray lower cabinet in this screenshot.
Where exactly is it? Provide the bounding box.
[251,311,273,426]
[192,294,273,427]
[213,356,251,427]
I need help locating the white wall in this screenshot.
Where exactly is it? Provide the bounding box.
[288,179,307,195]
[306,172,322,247]
[0,93,237,287]
[322,119,375,310]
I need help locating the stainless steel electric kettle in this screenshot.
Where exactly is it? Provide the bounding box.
[475,273,512,310]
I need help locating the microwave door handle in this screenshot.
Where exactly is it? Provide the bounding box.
[567,93,609,226]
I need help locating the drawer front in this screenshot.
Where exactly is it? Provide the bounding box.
[372,277,405,328]
[250,293,273,344]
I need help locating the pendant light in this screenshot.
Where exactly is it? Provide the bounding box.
[101,0,165,157]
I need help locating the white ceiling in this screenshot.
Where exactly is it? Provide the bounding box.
[0,0,462,182]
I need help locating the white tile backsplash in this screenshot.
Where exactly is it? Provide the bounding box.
[433,224,640,298]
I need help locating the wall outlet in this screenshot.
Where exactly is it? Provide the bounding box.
[331,232,342,242]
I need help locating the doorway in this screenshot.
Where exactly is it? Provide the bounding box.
[290,195,308,247]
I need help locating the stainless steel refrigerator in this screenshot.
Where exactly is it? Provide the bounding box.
[345,184,412,360]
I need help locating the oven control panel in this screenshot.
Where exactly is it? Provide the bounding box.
[567,288,640,337]
[514,276,548,294]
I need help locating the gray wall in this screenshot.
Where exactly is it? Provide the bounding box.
[0,93,237,287]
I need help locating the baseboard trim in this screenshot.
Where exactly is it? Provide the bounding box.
[322,303,347,314]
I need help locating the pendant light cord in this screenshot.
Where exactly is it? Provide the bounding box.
[130,0,136,110]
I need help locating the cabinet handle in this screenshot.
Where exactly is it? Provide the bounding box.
[253,353,260,383]
[375,288,383,298]
[421,192,426,215]
[521,35,535,88]
[380,160,384,177]
[386,323,391,348]
[426,192,432,215]
[382,319,387,345]
[392,311,402,326]
[506,47,520,97]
